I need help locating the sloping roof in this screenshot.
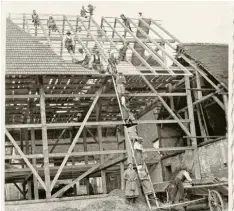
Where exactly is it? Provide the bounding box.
[182,43,228,88]
[5,19,96,75]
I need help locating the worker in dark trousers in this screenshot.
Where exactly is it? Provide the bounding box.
[32,10,39,27]
[107,50,118,75]
[80,5,88,18]
[92,50,105,73]
[47,15,58,34]
[119,42,129,61]
[168,169,192,204]
[63,31,75,62]
[87,4,95,16]
[120,14,132,37]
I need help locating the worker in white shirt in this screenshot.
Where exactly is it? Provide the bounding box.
[80,5,88,18]
[91,49,105,73]
[32,10,39,27]
[168,169,192,204]
[63,31,75,53]
[133,137,144,165]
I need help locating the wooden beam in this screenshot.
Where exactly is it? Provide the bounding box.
[83,127,89,194]
[39,76,51,198]
[50,88,102,191]
[140,75,193,139]
[5,129,46,190]
[185,76,201,179]
[5,150,127,160]
[13,182,25,197]
[31,127,39,199]
[6,93,187,99]
[5,119,191,129]
[52,164,100,198]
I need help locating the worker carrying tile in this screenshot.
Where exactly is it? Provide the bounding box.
[123,163,139,204]
[80,5,88,18]
[91,49,105,73]
[120,14,132,37]
[133,137,144,165]
[116,72,127,108]
[167,169,192,204]
[32,10,39,27]
[107,50,118,75]
[47,15,58,33]
[137,165,156,200]
[119,42,129,62]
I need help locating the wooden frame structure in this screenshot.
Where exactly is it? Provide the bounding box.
[5,13,228,201]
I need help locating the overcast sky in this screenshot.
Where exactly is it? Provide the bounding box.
[1,1,234,43]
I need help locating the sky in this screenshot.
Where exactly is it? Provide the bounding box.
[1,1,234,44]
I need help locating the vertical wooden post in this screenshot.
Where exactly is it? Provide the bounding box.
[195,71,207,142]
[60,16,65,57]
[69,128,77,195]
[38,76,51,199]
[117,127,125,190]
[31,127,39,199]
[83,127,89,195]
[96,100,107,194]
[222,94,228,133]
[185,76,201,179]
[168,83,174,111]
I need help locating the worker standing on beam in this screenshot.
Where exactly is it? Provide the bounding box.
[137,165,156,200]
[107,50,118,75]
[47,15,58,34]
[87,4,95,16]
[63,31,75,62]
[133,137,144,165]
[120,14,132,37]
[123,163,139,204]
[80,5,88,18]
[91,49,105,73]
[31,10,39,27]
[119,42,129,62]
[116,72,127,108]
[167,168,192,204]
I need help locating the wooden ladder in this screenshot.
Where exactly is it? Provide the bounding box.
[112,68,159,209]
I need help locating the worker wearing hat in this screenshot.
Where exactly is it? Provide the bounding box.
[133,137,144,165]
[91,49,105,73]
[123,162,139,204]
[47,15,58,33]
[63,30,75,55]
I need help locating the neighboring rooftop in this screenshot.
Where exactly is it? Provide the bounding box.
[182,43,228,88]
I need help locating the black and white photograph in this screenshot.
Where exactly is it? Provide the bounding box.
[1,1,233,211]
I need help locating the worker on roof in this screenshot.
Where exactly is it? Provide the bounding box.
[137,165,156,200]
[139,12,143,18]
[126,121,139,143]
[167,168,192,204]
[63,31,75,61]
[119,42,129,62]
[133,137,144,165]
[123,163,139,204]
[76,48,91,69]
[32,10,39,27]
[120,14,132,37]
[87,4,95,16]
[47,15,58,33]
[116,72,127,108]
[107,50,118,75]
[80,5,88,18]
[91,49,105,74]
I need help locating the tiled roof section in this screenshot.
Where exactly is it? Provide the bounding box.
[183,43,228,88]
[5,19,97,75]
